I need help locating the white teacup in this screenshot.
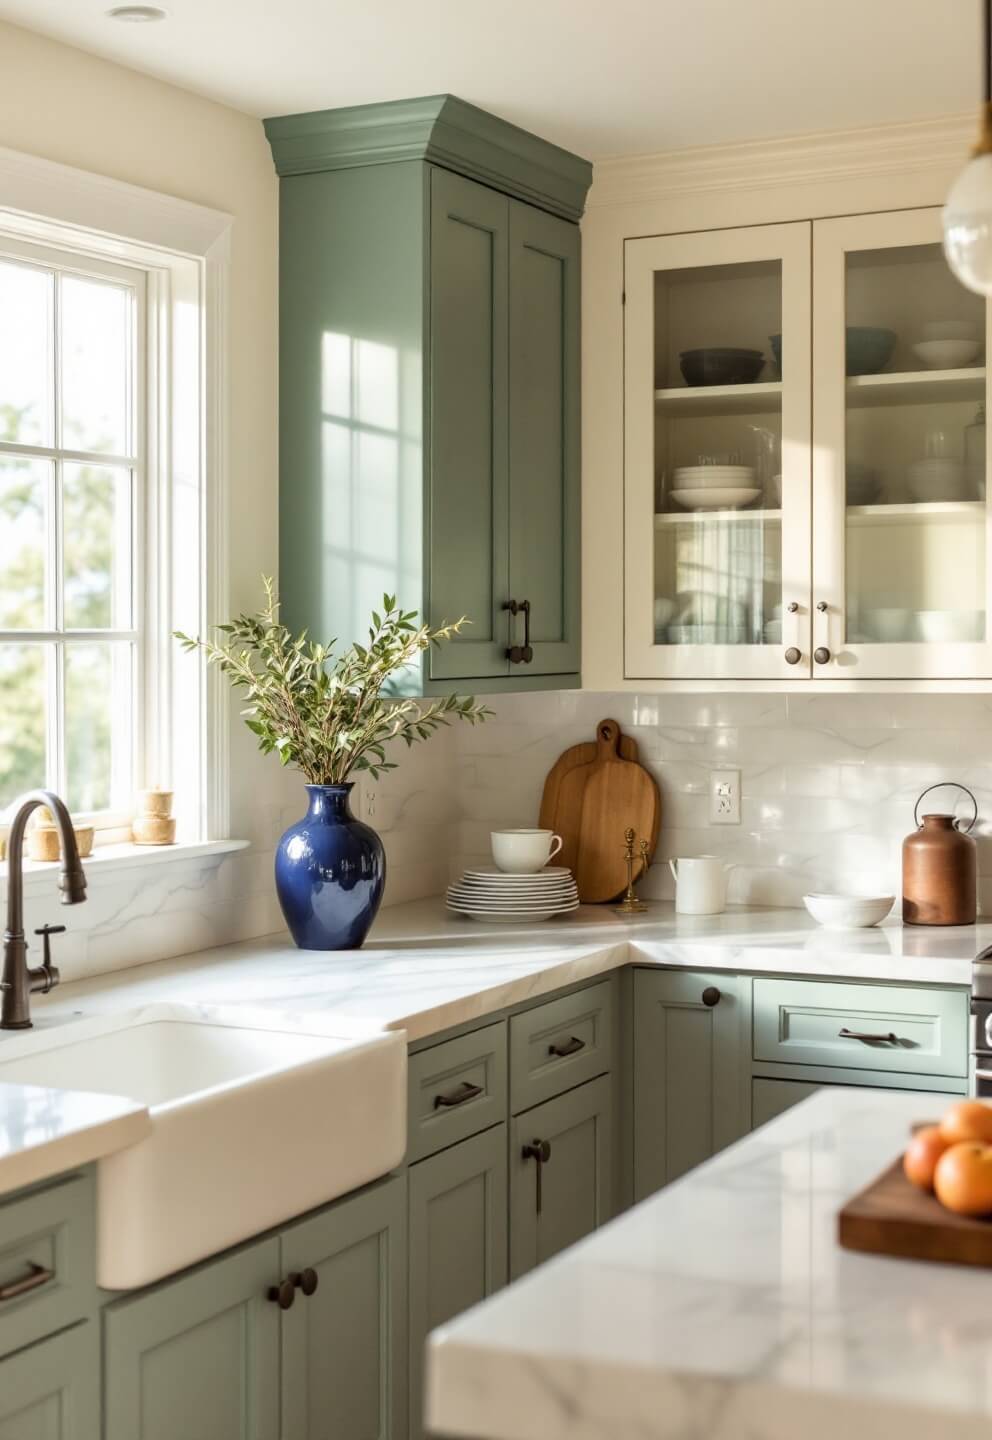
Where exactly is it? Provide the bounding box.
[491,829,564,874]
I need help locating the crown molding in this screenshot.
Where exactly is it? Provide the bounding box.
[587,113,975,210]
[264,93,592,221]
[0,144,232,256]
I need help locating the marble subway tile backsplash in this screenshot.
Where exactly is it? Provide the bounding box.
[452,691,992,911]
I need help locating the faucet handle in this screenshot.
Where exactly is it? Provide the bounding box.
[33,925,65,975]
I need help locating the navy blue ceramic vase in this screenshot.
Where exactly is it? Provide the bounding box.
[274,784,386,950]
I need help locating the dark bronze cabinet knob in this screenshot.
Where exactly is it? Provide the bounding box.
[816,601,828,613]
[814,646,831,664]
[784,646,802,665]
[786,601,799,614]
[268,1279,295,1310]
[292,1268,319,1297]
[701,986,721,1007]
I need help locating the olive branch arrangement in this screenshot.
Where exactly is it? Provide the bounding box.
[175,577,491,783]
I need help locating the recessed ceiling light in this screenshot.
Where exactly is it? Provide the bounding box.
[106,4,168,20]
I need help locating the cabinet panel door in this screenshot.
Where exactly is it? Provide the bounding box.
[428,166,509,680]
[0,1324,99,1440]
[508,200,580,676]
[408,1126,507,1440]
[812,207,992,680]
[104,1237,280,1440]
[510,1076,611,1281]
[281,1174,406,1440]
[623,222,812,681]
[633,970,748,1200]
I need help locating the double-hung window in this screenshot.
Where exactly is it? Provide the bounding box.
[0,239,143,828]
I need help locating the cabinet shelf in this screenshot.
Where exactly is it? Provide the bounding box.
[654,380,782,417]
[655,507,781,527]
[847,500,985,525]
[846,368,986,408]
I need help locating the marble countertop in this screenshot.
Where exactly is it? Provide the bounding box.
[0,1080,150,1195]
[0,896,979,1197]
[427,1088,992,1440]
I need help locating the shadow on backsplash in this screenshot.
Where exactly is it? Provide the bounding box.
[450,690,992,912]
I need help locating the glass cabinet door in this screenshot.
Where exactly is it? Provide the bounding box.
[624,222,812,679]
[812,208,990,679]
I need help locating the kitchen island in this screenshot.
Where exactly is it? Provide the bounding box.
[427,1087,992,1440]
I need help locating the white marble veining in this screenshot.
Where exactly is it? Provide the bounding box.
[0,897,978,1200]
[427,1088,992,1440]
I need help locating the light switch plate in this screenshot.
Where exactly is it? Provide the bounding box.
[709,769,741,825]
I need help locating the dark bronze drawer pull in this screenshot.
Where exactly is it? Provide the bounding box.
[267,1278,296,1310]
[0,1262,54,1303]
[522,1138,552,1214]
[433,1080,483,1110]
[838,1027,900,1045]
[503,599,533,665]
[548,1035,585,1058]
[291,1268,319,1297]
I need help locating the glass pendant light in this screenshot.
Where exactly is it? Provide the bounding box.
[944,0,992,294]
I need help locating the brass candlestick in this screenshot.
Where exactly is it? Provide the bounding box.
[615,827,650,914]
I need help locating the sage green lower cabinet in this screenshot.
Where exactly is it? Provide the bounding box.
[281,1174,407,1440]
[0,1323,99,1440]
[408,1126,507,1440]
[104,1175,407,1440]
[633,970,749,1200]
[751,1077,825,1128]
[510,1075,612,1281]
[104,1236,280,1440]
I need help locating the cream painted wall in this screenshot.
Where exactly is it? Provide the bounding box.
[0,22,452,979]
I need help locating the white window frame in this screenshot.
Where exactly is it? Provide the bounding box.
[0,145,233,844]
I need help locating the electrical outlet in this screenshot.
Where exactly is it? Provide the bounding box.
[364,787,376,820]
[709,769,740,825]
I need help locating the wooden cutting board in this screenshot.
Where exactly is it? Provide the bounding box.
[539,718,660,904]
[838,1151,992,1267]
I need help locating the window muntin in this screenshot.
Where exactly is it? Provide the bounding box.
[0,242,143,819]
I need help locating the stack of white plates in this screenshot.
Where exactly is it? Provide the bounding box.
[446,866,579,923]
[671,465,760,511]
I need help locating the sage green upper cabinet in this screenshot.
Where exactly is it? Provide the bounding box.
[265,95,591,694]
[428,168,510,681]
[633,970,749,1200]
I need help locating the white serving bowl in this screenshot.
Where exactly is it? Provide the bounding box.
[921,320,979,342]
[906,458,967,502]
[803,893,895,929]
[914,609,984,643]
[911,339,980,369]
[869,607,912,642]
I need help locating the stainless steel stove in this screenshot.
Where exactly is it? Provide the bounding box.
[971,944,992,1094]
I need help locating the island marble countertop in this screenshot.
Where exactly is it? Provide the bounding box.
[0,897,979,1197]
[427,1088,992,1440]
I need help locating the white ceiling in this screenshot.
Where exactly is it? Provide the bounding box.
[0,0,980,159]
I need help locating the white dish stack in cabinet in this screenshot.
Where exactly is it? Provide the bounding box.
[622,205,992,682]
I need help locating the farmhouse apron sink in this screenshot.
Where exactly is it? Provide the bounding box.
[0,1006,406,1288]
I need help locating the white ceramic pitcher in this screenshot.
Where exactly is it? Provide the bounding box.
[669,856,731,915]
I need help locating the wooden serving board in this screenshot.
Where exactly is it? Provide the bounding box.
[539,719,661,904]
[839,1152,992,1267]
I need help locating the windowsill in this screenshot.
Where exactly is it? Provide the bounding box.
[0,839,249,897]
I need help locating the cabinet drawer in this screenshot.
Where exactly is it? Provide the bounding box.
[510,981,613,1114]
[407,1022,507,1163]
[0,1171,95,1360]
[752,978,968,1078]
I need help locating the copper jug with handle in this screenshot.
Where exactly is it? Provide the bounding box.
[902,783,978,926]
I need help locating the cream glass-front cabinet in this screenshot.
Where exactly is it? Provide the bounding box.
[624,207,990,681]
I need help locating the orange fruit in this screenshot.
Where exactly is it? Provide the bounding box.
[934,1141,992,1217]
[938,1100,992,1147]
[903,1125,950,1191]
